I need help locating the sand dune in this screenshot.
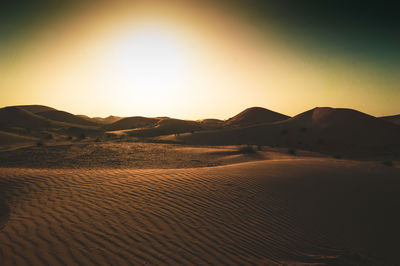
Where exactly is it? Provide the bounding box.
[126,118,204,137]
[37,110,100,127]
[0,106,104,142]
[104,116,161,131]
[224,107,290,127]
[0,131,37,149]
[0,107,100,132]
[97,115,124,124]
[1,159,399,264]
[0,107,54,130]
[13,105,56,114]
[179,107,400,156]
[198,118,224,129]
[78,115,124,125]
[380,114,400,125]
[108,118,221,137]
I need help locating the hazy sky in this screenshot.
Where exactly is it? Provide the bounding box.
[1,0,399,119]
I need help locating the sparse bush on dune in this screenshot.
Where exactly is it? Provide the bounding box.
[47,134,53,139]
[333,154,343,159]
[257,145,263,151]
[79,133,86,140]
[288,148,296,155]
[237,145,257,154]
[36,141,44,147]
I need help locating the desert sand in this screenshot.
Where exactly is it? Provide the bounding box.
[1,104,400,265]
[1,158,400,265]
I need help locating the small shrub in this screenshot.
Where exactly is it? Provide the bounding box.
[237,145,256,154]
[95,137,101,142]
[382,160,393,167]
[288,148,296,155]
[36,141,44,147]
[257,145,263,151]
[333,154,343,159]
[79,133,86,139]
[66,136,73,140]
[46,134,53,139]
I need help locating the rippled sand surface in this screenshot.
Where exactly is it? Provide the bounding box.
[1,159,399,265]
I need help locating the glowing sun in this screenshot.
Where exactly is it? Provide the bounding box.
[107,25,191,102]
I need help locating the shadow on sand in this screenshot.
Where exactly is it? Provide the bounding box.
[0,201,10,230]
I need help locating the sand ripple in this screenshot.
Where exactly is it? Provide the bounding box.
[1,159,399,265]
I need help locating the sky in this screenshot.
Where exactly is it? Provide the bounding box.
[1,0,399,119]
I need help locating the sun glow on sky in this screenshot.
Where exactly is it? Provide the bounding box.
[106,25,191,107]
[0,1,399,119]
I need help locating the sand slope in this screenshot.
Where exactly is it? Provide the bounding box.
[179,107,400,156]
[0,131,37,147]
[104,116,160,131]
[127,118,204,137]
[0,107,100,132]
[0,107,54,130]
[198,118,224,129]
[37,110,100,127]
[380,114,400,126]
[224,107,290,127]
[13,105,56,114]
[1,159,399,265]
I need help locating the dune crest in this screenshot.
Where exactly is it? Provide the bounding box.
[224,106,290,127]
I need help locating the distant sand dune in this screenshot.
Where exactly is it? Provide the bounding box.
[104,116,160,131]
[1,159,399,264]
[179,107,400,156]
[13,105,56,114]
[0,131,37,148]
[380,114,400,125]
[224,107,290,127]
[37,110,100,127]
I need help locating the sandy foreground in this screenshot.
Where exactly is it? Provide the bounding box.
[1,158,400,265]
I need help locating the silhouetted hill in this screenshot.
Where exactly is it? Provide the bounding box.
[224,107,290,127]
[99,116,123,124]
[178,107,400,156]
[380,114,400,126]
[104,116,160,131]
[127,118,204,137]
[0,107,54,129]
[0,130,37,147]
[78,115,123,124]
[0,106,102,140]
[14,105,56,114]
[37,110,100,127]
[198,119,224,129]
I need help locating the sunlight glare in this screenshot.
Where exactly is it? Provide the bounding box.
[106,25,190,104]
